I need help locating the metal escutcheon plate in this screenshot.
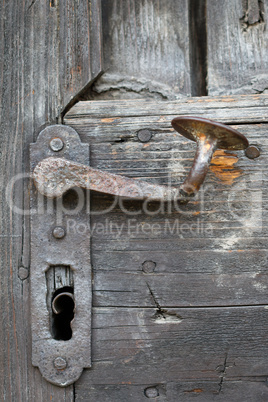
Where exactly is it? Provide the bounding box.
[30,125,91,386]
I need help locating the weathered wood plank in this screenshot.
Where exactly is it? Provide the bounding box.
[93,269,268,308]
[90,0,191,100]
[65,94,268,122]
[207,0,268,95]
[59,0,103,112]
[66,95,267,399]
[76,380,268,402]
[0,0,102,399]
[75,307,268,391]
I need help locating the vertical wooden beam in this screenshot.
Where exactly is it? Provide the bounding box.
[91,0,191,99]
[207,0,268,95]
[0,0,102,399]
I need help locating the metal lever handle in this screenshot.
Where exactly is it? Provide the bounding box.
[33,117,248,202]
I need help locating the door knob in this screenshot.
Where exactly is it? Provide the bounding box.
[33,117,248,203]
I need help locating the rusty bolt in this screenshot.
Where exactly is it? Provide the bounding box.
[50,137,64,152]
[18,267,29,280]
[52,226,66,239]
[137,129,152,143]
[54,357,67,370]
[245,145,260,159]
[144,386,159,398]
[142,260,156,274]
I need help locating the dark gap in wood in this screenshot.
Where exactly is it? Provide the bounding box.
[189,0,208,96]
[218,352,228,394]
[28,0,37,10]
[92,304,268,310]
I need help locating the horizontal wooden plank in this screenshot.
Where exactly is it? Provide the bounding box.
[93,270,268,308]
[76,307,268,386]
[76,380,268,402]
[65,94,268,122]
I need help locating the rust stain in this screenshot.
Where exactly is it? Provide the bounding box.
[221,97,235,102]
[184,388,203,394]
[101,117,118,123]
[210,150,242,185]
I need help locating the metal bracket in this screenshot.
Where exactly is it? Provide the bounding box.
[30,125,91,387]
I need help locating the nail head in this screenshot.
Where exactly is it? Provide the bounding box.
[142,260,156,273]
[137,129,152,143]
[54,357,67,370]
[245,145,260,159]
[144,386,159,398]
[18,267,29,280]
[52,226,66,239]
[50,137,64,152]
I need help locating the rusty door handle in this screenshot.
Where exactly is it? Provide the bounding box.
[33,117,249,203]
[29,120,249,386]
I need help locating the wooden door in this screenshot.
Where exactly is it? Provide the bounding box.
[1,1,268,401]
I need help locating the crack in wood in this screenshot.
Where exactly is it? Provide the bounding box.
[218,353,228,393]
[27,0,38,10]
[217,353,236,394]
[146,282,183,323]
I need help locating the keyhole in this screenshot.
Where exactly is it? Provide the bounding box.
[51,286,74,341]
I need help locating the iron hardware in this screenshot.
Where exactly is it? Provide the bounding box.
[33,117,248,202]
[30,125,91,387]
[30,118,248,387]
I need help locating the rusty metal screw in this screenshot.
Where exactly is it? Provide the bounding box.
[54,357,67,370]
[171,117,249,199]
[50,137,64,152]
[245,145,260,159]
[52,226,66,239]
[137,129,152,143]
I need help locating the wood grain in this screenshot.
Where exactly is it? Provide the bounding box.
[75,380,268,402]
[65,98,268,309]
[65,96,268,399]
[0,0,102,400]
[74,306,268,400]
[65,94,268,122]
[207,0,268,95]
[90,0,192,99]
